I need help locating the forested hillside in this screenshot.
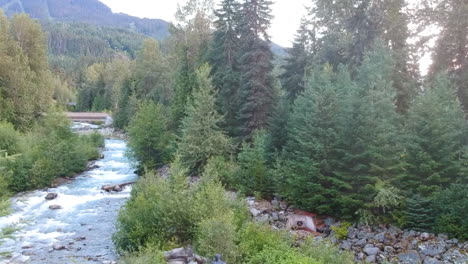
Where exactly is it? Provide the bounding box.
[0,0,170,40]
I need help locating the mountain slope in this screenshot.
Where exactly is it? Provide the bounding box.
[0,0,170,40]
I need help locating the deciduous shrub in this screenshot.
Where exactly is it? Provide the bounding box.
[194,213,239,263]
[331,221,352,240]
[113,157,246,252]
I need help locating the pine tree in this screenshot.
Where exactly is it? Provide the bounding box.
[405,195,435,232]
[280,18,312,103]
[335,44,406,217]
[401,74,468,195]
[237,131,271,197]
[237,0,275,140]
[171,47,198,130]
[178,65,232,174]
[209,0,241,137]
[281,65,354,216]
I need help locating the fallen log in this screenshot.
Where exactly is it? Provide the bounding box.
[101,181,136,192]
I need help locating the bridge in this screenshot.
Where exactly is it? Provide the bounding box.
[65,112,112,125]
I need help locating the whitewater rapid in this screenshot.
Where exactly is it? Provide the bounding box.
[0,139,137,264]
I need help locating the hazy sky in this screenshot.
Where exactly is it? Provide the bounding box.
[98,0,309,47]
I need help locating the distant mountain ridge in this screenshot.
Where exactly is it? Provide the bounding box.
[0,0,170,40]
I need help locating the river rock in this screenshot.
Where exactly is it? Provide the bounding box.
[52,244,66,250]
[45,193,58,200]
[364,245,380,256]
[442,248,468,263]
[340,240,352,250]
[365,255,377,263]
[423,257,441,264]
[249,208,261,217]
[419,242,446,257]
[164,247,193,261]
[113,185,122,192]
[384,246,395,254]
[398,251,422,264]
[356,238,367,247]
[49,205,62,210]
[374,232,386,243]
[420,232,430,241]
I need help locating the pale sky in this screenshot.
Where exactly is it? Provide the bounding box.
[98,0,310,47]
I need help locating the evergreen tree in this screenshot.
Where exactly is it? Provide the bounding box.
[336,44,406,218]
[209,0,241,137]
[280,65,352,216]
[401,75,468,195]
[113,78,138,129]
[171,47,198,130]
[405,195,435,231]
[236,131,271,197]
[178,65,232,174]
[280,18,312,103]
[237,0,275,140]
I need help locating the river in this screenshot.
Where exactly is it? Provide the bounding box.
[0,138,137,264]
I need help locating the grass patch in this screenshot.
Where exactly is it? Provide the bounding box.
[0,199,11,217]
[0,224,19,239]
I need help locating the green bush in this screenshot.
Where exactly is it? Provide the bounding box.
[127,102,174,170]
[194,213,239,263]
[0,121,21,155]
[118,245,166,264]
[113,157,245,252]
[238,223,293,261]
[432,184,468,240]
[247,247,320,264]
[3,113,103,192]
[202,156,239,188]
[300,238,355,264]
[331,222,351,240]
[77,132,105,161]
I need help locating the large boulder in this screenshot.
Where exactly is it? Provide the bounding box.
[45,193,58,200]
[418,242,447,257]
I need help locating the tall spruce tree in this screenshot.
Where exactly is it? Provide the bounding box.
[171,47,198,130]
[178,65,232,174]
[280,18,312,103]
[281,65,351,216]
[335,44,406,219]
[401,75,468,195]
[209,0,241,137]
[237,0,275,140]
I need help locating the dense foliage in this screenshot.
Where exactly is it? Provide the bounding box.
[116,0,468,244]
[114,157,354,264]
[0,13,104,213]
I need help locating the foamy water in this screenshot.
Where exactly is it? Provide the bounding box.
[0,139,138,264]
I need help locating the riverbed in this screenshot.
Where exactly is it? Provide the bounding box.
[0,139,137,264]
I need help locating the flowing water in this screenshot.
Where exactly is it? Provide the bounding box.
[0,139,137,264]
